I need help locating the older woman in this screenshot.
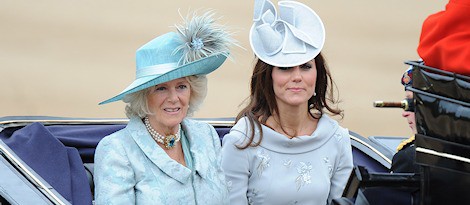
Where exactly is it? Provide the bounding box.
[221,0,353,204]
[94,11,236,205]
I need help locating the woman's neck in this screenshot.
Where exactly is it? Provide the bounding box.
[146,117,180,135]
[267,104,317,138]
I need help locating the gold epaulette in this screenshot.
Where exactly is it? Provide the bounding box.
[396,135,415,152]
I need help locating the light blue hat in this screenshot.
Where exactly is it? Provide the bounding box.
[100,11,235,105]
[249,0,325,67]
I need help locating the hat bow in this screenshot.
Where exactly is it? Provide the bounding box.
[253,0,320,57]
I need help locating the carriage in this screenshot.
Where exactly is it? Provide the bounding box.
[0,115,400,205]
[1,61,469,205]
[335,60,470,205]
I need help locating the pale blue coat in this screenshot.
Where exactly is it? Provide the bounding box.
[94,117,229,205]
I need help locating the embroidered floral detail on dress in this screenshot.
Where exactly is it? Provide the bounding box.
[248,197,253,205]
[256,150,270,177]
[247,189,258,205]
[283,159,292,168]
[295,162,312,190]
[226,180,233,192]
[324,157,333,177]
[334,133,341,140]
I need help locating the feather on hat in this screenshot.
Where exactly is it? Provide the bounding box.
[100,10,236,105]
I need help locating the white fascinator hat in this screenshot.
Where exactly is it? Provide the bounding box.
[249,0,325,67]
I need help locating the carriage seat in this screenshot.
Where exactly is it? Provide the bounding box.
[0,118,394,203]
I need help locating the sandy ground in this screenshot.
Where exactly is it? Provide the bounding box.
[0,0,447,138]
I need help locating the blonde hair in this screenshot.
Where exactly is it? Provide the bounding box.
[123,76,208,118]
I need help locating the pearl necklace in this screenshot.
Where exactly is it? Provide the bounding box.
[144,117,181,149]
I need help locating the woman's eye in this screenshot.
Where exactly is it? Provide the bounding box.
[155,86,166,91]
[278,67,291,71]
[177,84,188,89]
[300,64,312,69]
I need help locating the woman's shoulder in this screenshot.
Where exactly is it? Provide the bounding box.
[181,118,220,145]
[336,125,350,139]
[318,114,349,141]
[229,117,256,137]
[317,114,337,128]
[231,116,256,134]
[183,118,212,128]
[96,127,129,149]
[222,117,252,145]
[94,128,135,162]
[181,118,216,136]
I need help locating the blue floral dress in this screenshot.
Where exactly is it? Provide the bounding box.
[221,114,353,205]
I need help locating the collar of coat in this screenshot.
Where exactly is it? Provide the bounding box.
[127,117,213,184]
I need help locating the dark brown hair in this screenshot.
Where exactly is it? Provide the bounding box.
[236,52,343,149]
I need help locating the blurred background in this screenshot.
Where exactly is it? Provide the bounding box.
[0,0,447,138]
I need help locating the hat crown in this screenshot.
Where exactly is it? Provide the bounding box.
[401,66,413,89]
[100,10,236,105]
[136,32,181,72]
[250,0,325,67]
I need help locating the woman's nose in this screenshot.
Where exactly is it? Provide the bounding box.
[292,67,302,82]
[167,89,178,102]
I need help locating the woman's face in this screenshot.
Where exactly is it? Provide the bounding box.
[402,90,417,134]
[271,60,317,109]
[147,77,191,132]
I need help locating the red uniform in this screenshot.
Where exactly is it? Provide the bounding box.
[417,0,470,76]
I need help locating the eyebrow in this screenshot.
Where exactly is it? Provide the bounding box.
[157,79,189,86]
